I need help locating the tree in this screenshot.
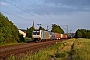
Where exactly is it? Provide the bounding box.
[51,24,64,34]
[75,30,82,38]
[26,26,35,38]
[39,26,45,30]
[0,12,23,44]
[75,29,90,39]
[86,30,90,38]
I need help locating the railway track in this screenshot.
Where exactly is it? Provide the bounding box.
[0,39,66,60]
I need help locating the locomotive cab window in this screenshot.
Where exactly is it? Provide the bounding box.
[37,31,40,35]
[33,31,40,35]
[33,32,36,35]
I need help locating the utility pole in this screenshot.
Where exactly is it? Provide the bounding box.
[60,25,68,34]
[37,24,42,30]
[70,30,72,38]
[66,25,68,34]
[37,24,42,27]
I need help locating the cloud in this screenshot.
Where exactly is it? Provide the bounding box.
[0,2,8,6]
[83,7,90,10]
[21,0,90,15]
[43,0,90,6]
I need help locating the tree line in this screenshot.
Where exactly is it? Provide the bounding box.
[75,29,90,38]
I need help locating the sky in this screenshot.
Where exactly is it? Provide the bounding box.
[0,0,90,33]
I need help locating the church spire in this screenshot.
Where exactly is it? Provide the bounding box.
[32,20,34,28]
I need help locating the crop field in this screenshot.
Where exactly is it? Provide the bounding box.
[7,38,90,60]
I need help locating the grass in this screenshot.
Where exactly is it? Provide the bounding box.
[0,37,32,46]
[7,38,90,60]
[71,38,90,60]
[24,37,33,43]
[0,42,21,46]
[20,43,64,60]
[7,41,64,60]
[54,39,75,60]
[7,39,75,60]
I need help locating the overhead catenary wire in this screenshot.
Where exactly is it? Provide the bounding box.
[19,0,40,15]
[33,0,55,29]
[37,0,55,21]
[20,0,50,28]
[3,0,42,20]
[0,10,32,22]
[60,25,68,34]
[32,0,53,28]
[33,0,47,15]
[0,5,31,21]
[1,0,54,30]
[20,0,52,24]
[3,0,52,27]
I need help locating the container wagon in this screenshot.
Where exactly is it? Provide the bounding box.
[41,30,50,40]
[50,32,56,40]
[54,33,61,40]
[60,34,68,39]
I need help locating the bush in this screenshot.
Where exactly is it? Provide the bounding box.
[55,52,66,58]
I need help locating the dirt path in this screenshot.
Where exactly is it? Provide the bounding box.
[67,40,75,60]
[48,39,75,60]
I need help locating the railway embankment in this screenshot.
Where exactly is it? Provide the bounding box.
[6,39,74,60]
[1,38,90,60]
[0,40,64,60]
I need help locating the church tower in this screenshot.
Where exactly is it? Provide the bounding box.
[32,20,34,28]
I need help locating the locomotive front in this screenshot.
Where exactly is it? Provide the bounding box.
[32,30,41,42]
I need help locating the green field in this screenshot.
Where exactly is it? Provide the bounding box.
[71,38,90,60]
[8,38,90,60]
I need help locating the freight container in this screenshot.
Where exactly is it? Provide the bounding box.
[54,33,60,39]
[60,34,63,38]
[60,34,68,39]
[50,34,56,39]
[49,31,53,35]
[49,31,56,39]
[63,34,68,38]
[41,30,50,39]
[49,31,52,38]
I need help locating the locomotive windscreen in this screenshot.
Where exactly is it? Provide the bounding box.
[33,31,40,35]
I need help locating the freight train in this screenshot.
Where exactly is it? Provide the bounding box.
[32,30,68,42]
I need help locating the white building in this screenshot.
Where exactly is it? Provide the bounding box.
[18,29,26,38]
